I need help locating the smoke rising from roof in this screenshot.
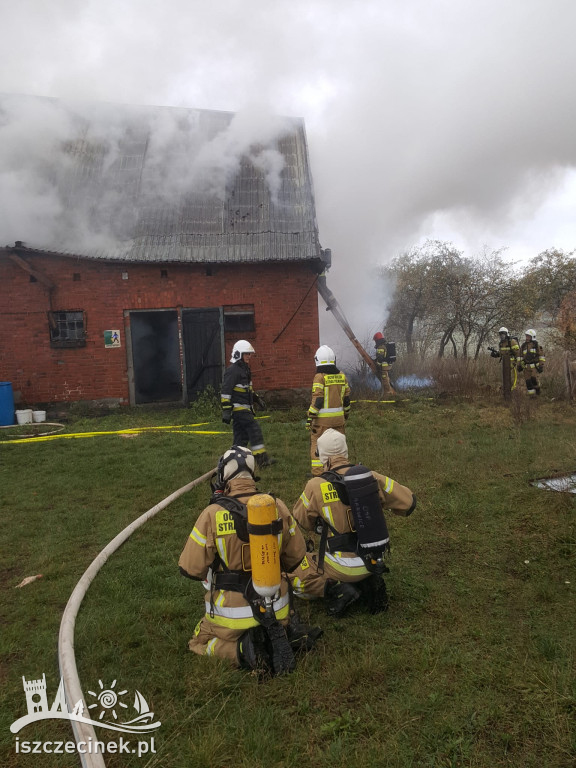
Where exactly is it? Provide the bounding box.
[1,0,576,353]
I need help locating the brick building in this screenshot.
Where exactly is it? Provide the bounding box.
[0,96,326,407]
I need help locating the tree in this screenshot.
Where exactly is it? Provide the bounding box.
[382,240,465,357]
[382,241,527,359]
[520,249,576,323]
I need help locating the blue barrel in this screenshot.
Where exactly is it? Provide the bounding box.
[0,382,15,426]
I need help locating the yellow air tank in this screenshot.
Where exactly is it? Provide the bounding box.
[247,493,282,599]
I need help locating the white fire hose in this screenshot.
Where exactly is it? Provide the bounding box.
[58,468,215,768]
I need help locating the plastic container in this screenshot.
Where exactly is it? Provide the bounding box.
[0,382,15,426]
[32,410,47,423]
[15,409,33,425]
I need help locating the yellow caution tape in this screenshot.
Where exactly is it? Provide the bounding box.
[2,422,225,445]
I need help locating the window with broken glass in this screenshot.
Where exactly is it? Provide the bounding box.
[48,310,87,348]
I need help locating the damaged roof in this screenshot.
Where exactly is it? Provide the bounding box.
[0,94,322,264]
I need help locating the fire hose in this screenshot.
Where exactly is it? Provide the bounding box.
[58,467,215,768]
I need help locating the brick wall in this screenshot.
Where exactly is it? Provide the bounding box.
[0,253,320,405]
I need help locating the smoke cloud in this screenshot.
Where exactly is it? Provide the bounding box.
[1,0,576,354]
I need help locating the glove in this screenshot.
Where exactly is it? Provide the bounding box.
[222,412,232,425]
[490,351,500,358]
[253,393,267,411]
[536,364,543,373]
[517,364,523,372]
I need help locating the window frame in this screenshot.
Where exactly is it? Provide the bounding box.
[223,305,255,334]
[48,310,87,348]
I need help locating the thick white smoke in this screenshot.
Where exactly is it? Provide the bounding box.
[1,0,576,352]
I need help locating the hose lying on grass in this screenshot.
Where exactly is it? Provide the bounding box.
[58,467,216,768]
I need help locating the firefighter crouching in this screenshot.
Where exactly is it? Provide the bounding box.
[290,429,416,616]
[179,446,322,675]
[373,332,396,396]
[307,345,351,476]
[518,329,545,396]
[220,340,275,468]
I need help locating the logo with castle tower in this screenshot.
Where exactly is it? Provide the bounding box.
[10,673,161,734]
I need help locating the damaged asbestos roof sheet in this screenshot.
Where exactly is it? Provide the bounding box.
[0,94,321,264]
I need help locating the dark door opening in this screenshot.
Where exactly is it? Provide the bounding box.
[182,309,223,402]
[130,311,182,404]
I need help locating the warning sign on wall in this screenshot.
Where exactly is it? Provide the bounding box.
[104,330,121,348]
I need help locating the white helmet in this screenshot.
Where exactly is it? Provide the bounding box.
[498,327,509,335]
[314,345,336,366]
[230,340,255,363]
[525,329,536,340]
[217,445,256,484]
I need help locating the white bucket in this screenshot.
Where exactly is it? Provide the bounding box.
[32,410,47,423]
[15,409,33,425]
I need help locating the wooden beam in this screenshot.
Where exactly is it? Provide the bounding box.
[6,251,55,290]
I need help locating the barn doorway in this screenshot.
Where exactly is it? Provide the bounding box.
[182,308,224,402]
[130,310,182,404]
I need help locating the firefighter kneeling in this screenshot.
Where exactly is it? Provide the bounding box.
[290,429,416,616]
[179,446,322,675]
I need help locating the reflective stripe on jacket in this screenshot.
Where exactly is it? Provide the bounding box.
[179,478,306,631]
[221,361,254,414]
[519,341,545,369]
[308,372,351,426]
[292,458,414,570]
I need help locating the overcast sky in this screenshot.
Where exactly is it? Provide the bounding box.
[2,0,576,354]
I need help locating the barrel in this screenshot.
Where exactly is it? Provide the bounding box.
[0,382,15,426]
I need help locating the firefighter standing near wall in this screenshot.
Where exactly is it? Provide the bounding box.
[489,326,520,399]
[179,446,322,675]
[307,345,351,476]
[221,340,275,468]
[290,429,416,616]
[518,329,546,396]
[373,332,396,396]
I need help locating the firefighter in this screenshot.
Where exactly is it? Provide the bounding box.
[373,332,396,395]
[489,327,520,398]
[489,327,520,365]
[290,429,416,616]
[179,446,322,674]
[518,329,545,396]
[221,340,274,468]
[307,345,351,476]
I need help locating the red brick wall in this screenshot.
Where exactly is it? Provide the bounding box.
[0,253,320,405]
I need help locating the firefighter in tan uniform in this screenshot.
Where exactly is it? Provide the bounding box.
[307,345,351,476]
[290,429,416,615]
[518,329,546,396]
[489,327,520,398]
[179,446,321,674]
[373,332,396,396]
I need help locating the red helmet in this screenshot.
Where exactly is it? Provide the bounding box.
[373,332,384,342]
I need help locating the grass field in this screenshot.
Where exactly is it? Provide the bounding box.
[1,397,575,768]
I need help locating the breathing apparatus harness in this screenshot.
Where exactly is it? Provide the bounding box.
[316,464,391,576]
[207,490,295,675]
[207,492,281,605]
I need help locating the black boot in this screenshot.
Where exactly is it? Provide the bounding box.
[237,627,272,673]
[256,452,277,468]
[358,574,389,614]
[324,580,361,616]
[286,614,324,653]
[264,621,296,675]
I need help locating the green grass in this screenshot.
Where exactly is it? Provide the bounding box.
[1,400,575,767]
